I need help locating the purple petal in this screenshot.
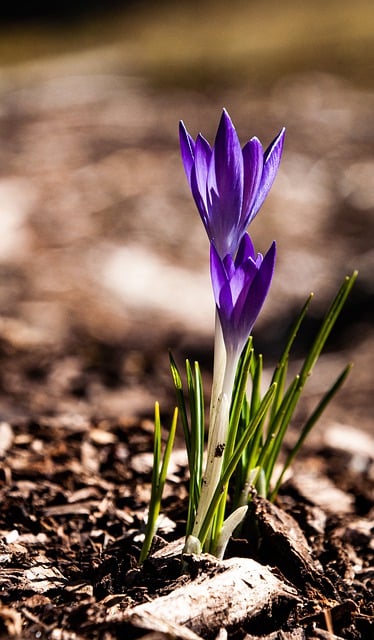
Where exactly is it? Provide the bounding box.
[241,137,263,226]
[193,134,212,212]
[230,241,275,354]
[179,121,195,185]
[210,243,228,305]
[205,185,236,257]
[235,233,256,267]
[190,167,209,231]
[238,241,276,329]
[213,109,244,223]
[210,245,237,345]
[251,128,285,218]
[230,259,258,306]
[223,253,236,279]
[218,282,234,326]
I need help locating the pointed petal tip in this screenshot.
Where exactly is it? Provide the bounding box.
[278,126,286,145]
[196,132,211,150]
[262,241,277,279]
[268,127,286,157]
[249,135,261,145]
[179,120,196,182]
[235,232,255,265]
[244,136,263,153]
[179,119,197,143]
[218,107,236,133]
[179,120,188,136]
[265,240,277,263]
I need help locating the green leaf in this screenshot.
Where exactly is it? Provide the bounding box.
[270,362,353,500]
[139,404,178,563]
[169,352,191,461]
[299,272,358,384]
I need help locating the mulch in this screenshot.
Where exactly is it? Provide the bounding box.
[0,391,372,639]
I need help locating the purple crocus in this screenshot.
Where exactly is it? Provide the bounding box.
[210,233,276,359]
[180,109,285,259]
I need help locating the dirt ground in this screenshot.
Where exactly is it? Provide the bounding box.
[0,33,373,639]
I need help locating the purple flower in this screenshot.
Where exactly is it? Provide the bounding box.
[210,233,276,357]
[180,109,284,259]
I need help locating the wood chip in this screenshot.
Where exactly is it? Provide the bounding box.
[291,471,354,514]
[24,554,66,593]
[122,556,298,638]
[0,422,13,457]
[89,427,117,445]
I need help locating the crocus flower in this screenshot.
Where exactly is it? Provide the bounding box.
[210,233,276,361]
[179,109,284,258]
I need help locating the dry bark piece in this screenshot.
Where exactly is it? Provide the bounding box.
[121,555,298,638]
[243,629,306,639]
[125,611,204,640]
[50,631,89,640]
[23,553,67,593]
[290,472,354,514]
[249,496,335,595]
[136,633,202,640]
[308,629,346,640]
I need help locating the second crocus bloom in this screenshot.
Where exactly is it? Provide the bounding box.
[210,233,276,365]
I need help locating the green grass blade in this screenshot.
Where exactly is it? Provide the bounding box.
[139,402,171,563]
[185,361,205,535]
[227,344,253,460]
[255,373,299,468]
[268,294,313,422]
[231,396,252,509]
[271,293,314,387]
[229,339,253,421]
[184,359,205,535]
[261,272,357,495]
[250,353,263,418]
[186,358,196,430]
[270,363,353,500]
[270,356,289,421]
[157,407,178,493]
[299,272,358,384]
[244,353,268,472]
[169,351,191,461]
[152,401,161,487]
[193,361,204,492]
[262,375,302,490]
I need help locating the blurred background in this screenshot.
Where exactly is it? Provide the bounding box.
[0,0,373,430]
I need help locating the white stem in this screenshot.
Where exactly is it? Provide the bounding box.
[208,312,226,451]
[191,391,229,538]
[191,342,239,539]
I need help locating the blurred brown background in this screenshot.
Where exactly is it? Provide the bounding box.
[0,0,373,431]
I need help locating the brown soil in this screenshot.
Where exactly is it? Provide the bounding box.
[0,332,374,640]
